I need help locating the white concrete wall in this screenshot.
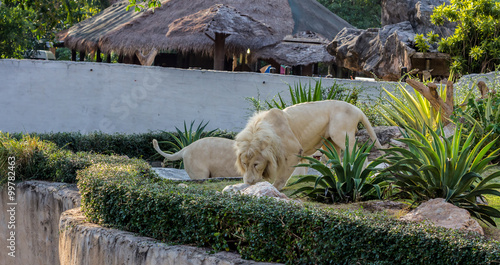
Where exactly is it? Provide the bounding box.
[0,59,400,133]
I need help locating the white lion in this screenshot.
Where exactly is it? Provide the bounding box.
[152,138,240,180]
[234,100,382,190]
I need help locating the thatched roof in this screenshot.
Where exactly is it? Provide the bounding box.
[58,0,354,60]
[165,4,274,53]
[252,31,335,66]
[57,1,144,53]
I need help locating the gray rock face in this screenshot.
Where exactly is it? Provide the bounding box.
[408,0,455,37]
[400,198,484,235]
[328,0,455,81]
[328,23,415,81]
[357,126,403,146]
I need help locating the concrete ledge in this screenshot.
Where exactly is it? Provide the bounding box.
[59,208,280,265]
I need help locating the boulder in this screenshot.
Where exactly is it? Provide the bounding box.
[356,126,403,146]
[328,0,455,81]
[327,23,415,81]
[400,198,484,235]
[356,126,405,160]
[381,0,411,26]
[222,183,251,193]
[223,182,293,202]
[240,182,290,200]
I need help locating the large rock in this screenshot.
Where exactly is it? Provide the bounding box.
[329,0,455,81]
[223,181,292,202]
[400,198,484,235]
[327,23,415,81]
[382,0,454,36]
[356,126,403,146]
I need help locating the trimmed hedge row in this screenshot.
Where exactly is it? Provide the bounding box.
[77,160,500,264]
[9,131,236,160]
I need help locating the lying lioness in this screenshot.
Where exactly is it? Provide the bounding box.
[235,100,383,190]
[152,138,240,180]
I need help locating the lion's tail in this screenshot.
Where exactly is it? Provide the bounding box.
[152,139,184,161]
[360,113,383,150]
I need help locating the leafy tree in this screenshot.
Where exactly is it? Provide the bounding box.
[316,0,381,29]
[0,0,110,59]
[431,0,500,75]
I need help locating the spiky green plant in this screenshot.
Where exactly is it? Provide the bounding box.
[265,80,358,110]
[378,83,448,133]
[380,124,500,226]
[289,137,384,203]
[155,120,220,168]
[454,90,500,162]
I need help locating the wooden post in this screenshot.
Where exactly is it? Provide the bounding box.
[213,33,227,71]
[406,79,454,124]
[96,49,102,62]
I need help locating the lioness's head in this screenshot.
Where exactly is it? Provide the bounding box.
[234,118,282,185]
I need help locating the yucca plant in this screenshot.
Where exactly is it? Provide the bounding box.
[378,83,446,133]
[265,80,358,109]
[379,124,500,226]
[155,120,220,168]
[454,90,500,161]
[289,137,385,203]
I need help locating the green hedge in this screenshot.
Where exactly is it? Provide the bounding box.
[9,131,236,160]
[78,160,500,264]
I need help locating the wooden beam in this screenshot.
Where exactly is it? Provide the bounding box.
[213,33,228,71]
[406,79,454,124]
[96,49,102,62]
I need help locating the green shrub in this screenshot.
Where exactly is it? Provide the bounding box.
[380,124,500,226]
[289,138,384,203]
[414,31,440,53]
[9,130,236,161]
[0,132,90,184]
[378,83,446,133]
[431,0,500,75]
[77,162,500,264]
[453,89,500,161]
[265,80,358,110]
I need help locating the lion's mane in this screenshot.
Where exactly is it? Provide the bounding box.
[234,111,285,181]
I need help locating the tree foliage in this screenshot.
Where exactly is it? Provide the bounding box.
[0,0,110,58]
[316,0,381,29]
[431,0,500,75]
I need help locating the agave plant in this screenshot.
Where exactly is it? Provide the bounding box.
[265,80,358,110]
[155,120,220,168]
[454,90,500,161]
[379,124,500,226]
[289,137,384,203]
[377,83,446,133]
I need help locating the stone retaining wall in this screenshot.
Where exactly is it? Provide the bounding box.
[0,181,281,265]
[0,181,81,265]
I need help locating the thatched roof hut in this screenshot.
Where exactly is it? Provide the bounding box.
[57,0,354,68]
